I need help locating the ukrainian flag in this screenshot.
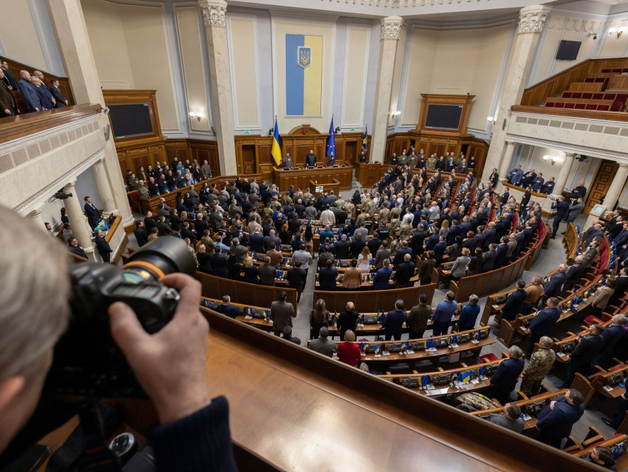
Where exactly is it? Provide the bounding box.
[286,34,323,116]
[271,117,281,166]
[420,375,430,387]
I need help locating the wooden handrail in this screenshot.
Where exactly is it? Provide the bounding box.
[0,104,101,144]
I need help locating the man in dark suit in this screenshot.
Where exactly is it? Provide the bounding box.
[83,196,100,229]
[133,220,148,247]
[550,197,569,239]
[563,256,584,293]
[337,302,359,341]
[597,315,627,368]
[609,268,628,307]
[50,79,68,107]
[481,244,498,272]
[0,71,15,117]
[214,295,241,319]
[543,264,567,298]
[17,70,42,112]
[67,237,87,259]
[305,149,316,167]
[536,389,585,448]
[319,259,338,291]
[489,346,525,404]
[1,61,18,89]
[393,253,415,288]
[383,300,407,341]
[501,280,527,322]
[269,291,295,336]
[94,229,112,263]
[31,77,53,109]
[333,234,351,259]
[527,297,561,358]
[560,324,605,388]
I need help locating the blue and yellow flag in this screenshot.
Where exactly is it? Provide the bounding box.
[286,34,323,116]
[419,375,430,387]
[399,341,410,352]
[360,342,369,353]
[362,126,368,153]
[373,344,381,356]
[271,117,282,166]
[426,338,435,349]
[460,370,473,383]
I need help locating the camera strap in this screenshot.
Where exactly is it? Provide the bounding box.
[46,401,121,472]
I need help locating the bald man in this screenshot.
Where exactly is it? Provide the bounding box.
[17,70,41,112]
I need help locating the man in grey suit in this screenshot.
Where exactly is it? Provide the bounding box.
[270,291,295,336]
[17,70,42,112]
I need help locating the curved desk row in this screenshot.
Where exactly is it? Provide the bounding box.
[200,307,598,472]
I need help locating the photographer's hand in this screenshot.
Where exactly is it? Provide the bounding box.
[109,274,211,425]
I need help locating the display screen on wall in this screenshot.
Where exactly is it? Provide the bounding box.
[109,104,153,139]
[556,40,581,61]
[425,104,463,130]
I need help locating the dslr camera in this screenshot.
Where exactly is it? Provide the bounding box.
[48,237,197,397]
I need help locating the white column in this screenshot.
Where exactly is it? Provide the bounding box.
[46,0,133,228]
[370,16,403,164]
[63,179,96,259]
[482,5,551,182]
[27,207,48,233]
[604,163,628,213]
[92,159,116,213]
[199,0,237,176]
[498,141,516,189]
[553,153,576,197]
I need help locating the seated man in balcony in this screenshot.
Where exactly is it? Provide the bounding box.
[17,70,42,112]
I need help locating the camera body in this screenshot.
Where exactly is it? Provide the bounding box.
[48,237,196,397]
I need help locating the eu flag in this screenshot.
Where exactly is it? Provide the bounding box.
[326,117,335,159]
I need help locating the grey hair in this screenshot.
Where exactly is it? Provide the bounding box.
[0,206,70,380]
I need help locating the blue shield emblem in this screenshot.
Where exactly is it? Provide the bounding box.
[297,46,311,69]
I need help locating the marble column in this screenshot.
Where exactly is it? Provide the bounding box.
[482,5,551,182]
[63,179,96,259]
[498,141,516,189]
[27,207,48,233]
[603,163,628,213]
[199,0,237,176]
[46,0,132,227]
[92,158,116,213]
[370,16,403,164]
[553,153,576,197]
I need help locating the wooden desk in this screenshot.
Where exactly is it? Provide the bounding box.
[200,309,595,472]
[273,165,353,191]
[310,179,340,197]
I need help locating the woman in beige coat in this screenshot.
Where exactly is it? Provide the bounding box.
[590,278,616,318]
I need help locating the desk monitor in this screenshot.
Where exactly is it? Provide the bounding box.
[560,340,576,353]
[411,340,426,350]
[526,400,545,416]
[315,185,323,193]
[401,377,419,388]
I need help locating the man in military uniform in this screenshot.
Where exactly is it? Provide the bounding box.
[137,180,150,199]
[399,150,408,166]
[408,152,417,168]
[520,336,556,396]
[426,154,437,170]
[282,153,293,169]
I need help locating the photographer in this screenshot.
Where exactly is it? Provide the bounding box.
[0,206,238,471]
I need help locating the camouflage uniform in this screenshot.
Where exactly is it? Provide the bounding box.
[378,208,390,226]
[426,156,437,170]
[521,347,556,396]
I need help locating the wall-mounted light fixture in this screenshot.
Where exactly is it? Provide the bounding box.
[609,25,627,39]
[391,111,401,119]
[487,116,496,125]
[543,154,563,166]
[189,112,202,121]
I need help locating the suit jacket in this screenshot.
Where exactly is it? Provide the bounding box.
[502,289,527,320]
[35,85,53,109]
[50,85,67,107]
[84,202,100,227]
[544,272,566,297]
[270,300,295,332]
[537,397,584,440]
[490,358,525,394]
[337,310,359,339]
[600,324,625,360]
[0,81,15,116]
[95,236,112,262]
[570,334,604,367]
[529,306,561,338]
[18,79,42,112]
[1,67,18,89]
[383,309,407,339]
[373,267,392,290]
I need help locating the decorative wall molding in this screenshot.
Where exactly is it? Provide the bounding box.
[380,16,403,40]
[546,15,602,33]
[200,1,227,28]
[518,8,550,34]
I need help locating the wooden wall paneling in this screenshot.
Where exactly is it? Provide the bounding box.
[165,139,192,164]
[149,145,164,168]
